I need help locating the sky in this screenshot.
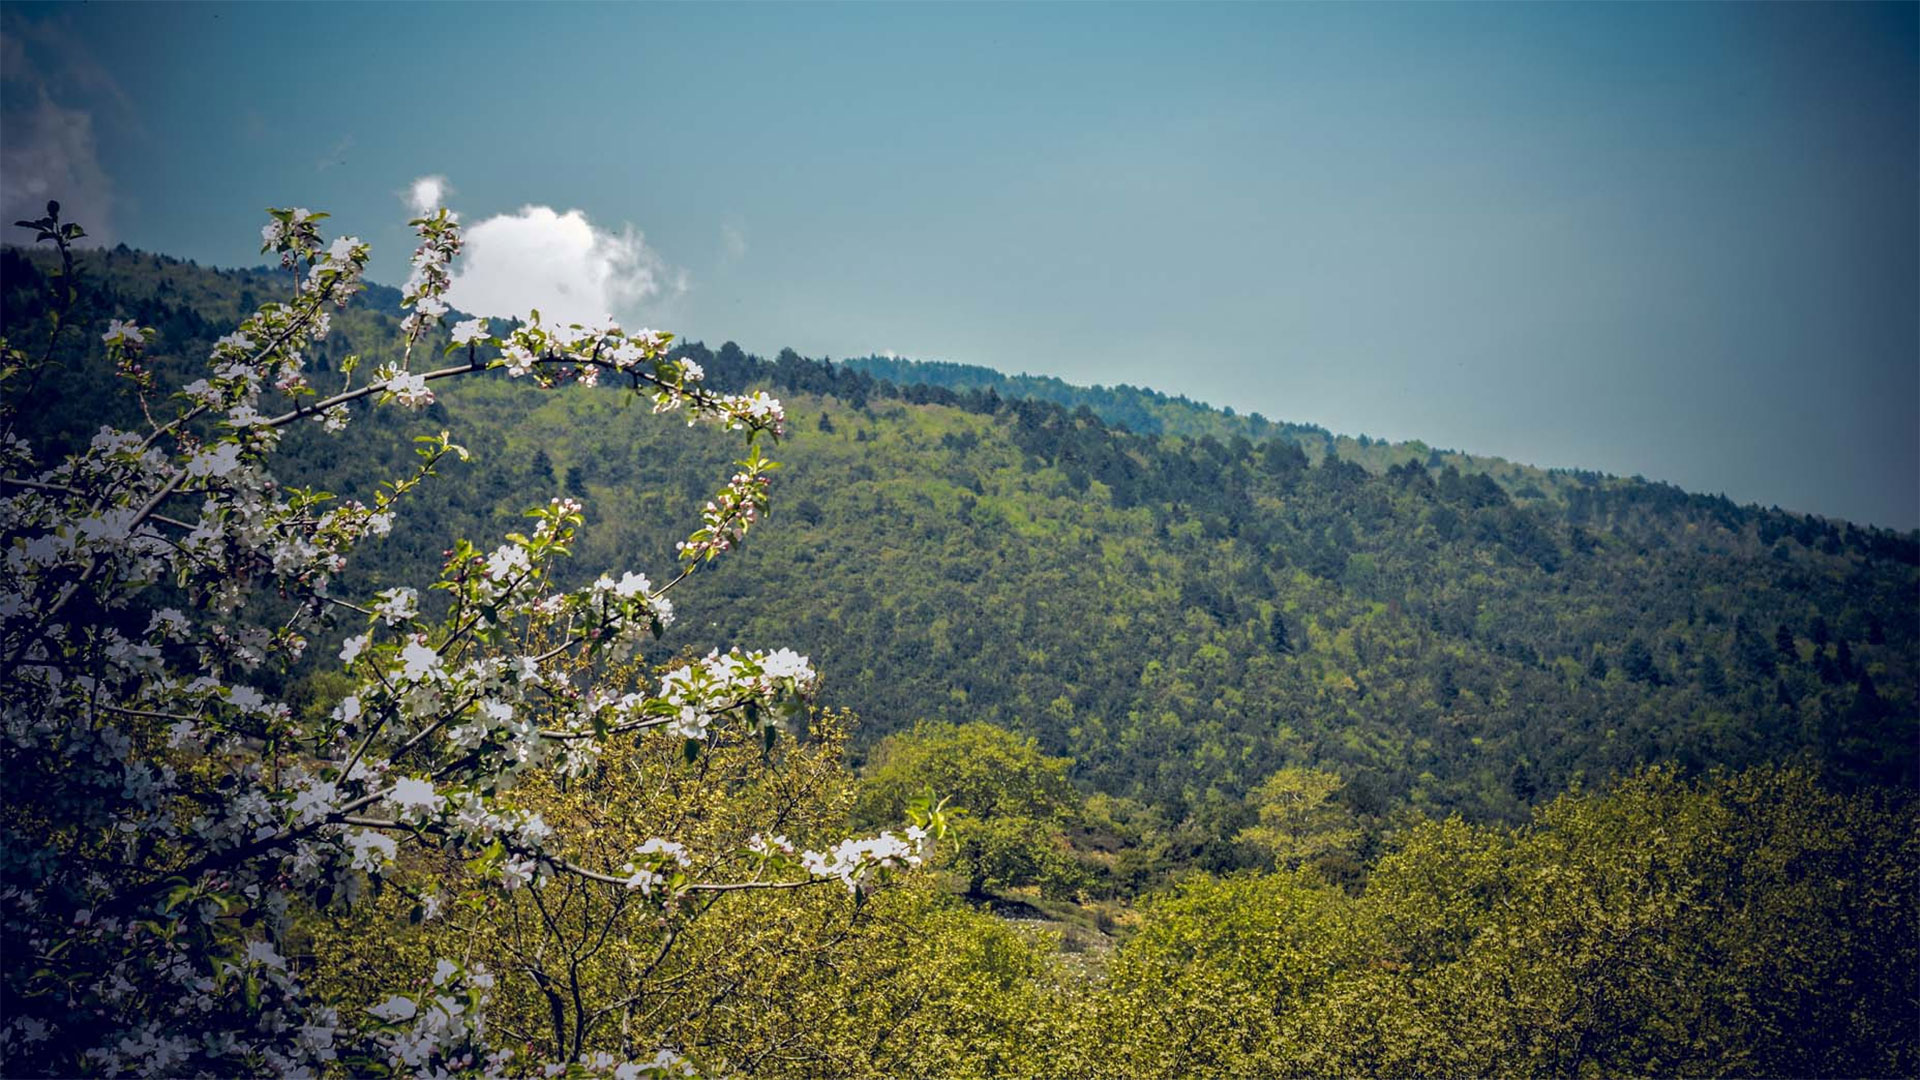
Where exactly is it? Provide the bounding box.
[3,3,1915,529]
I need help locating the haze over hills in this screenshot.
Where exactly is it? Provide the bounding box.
[7,245,1915,830]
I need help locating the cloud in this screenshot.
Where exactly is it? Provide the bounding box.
[0,89,114,247]
[444,204,685,327]
[403,174,451,216]
[1,26,115,246]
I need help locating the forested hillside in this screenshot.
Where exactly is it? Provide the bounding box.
[7,245,1915,836]
[5,238,1916,1077]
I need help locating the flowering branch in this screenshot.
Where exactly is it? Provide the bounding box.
[0,199,932,1079]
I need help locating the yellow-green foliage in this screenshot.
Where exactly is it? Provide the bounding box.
[1087,871,1369,1079]
[1234,766,1362,872]
[307,707,1078,1077]
[1086,767,1918,1079]
[857,722,1089,900]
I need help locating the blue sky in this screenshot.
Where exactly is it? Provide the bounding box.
[4,2,1915,528]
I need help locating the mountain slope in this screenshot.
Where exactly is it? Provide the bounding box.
[6,246,1915,829]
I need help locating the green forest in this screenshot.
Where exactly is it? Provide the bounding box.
[2,234,1915,1078]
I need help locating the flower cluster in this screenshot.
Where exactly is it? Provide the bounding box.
[801,828,932,894]
[0,199,929,1078]
[676,448,776,565]
[453,311,784,439]
[375,365,436,410]
[364,959,495,1073]
[259,205,327,269]
[618,838,694,897]
[400,208,463,349]
[654,645,817,739]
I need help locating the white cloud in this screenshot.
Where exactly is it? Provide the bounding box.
[0,90,114,247]
[444,204,684,327]
[1,24,115,246]
[404,174,450,216]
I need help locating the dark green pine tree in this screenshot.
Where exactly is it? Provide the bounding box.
[1621,638,1659,684]
[1269,614,1294,655]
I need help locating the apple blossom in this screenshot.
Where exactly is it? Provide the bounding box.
[0,197,935,1080]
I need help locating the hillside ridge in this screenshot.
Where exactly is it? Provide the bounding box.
[837,353,1860,528]
[13,242,1909,534]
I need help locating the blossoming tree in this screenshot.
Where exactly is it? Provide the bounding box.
[0,200,938,1077]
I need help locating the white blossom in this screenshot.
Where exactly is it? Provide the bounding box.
[386,777,442,822]
[382,371,434,410]
[373,588,417,625]
[185,443,243,479]
[347,831,398,872]
[368,996,416,1023]
[102,319,145,346]
[399,640,441,683]
[245,940,287,971]
[485,543,530,582]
